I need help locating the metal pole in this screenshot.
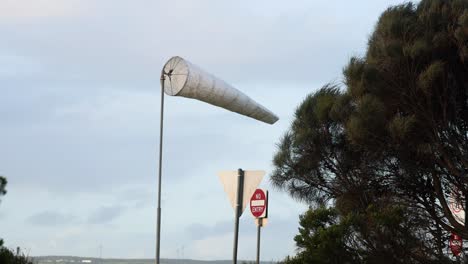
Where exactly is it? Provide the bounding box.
[233,168,244,264]
[256,219,262,264]
[156,73,165,264]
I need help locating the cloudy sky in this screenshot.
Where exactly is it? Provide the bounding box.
[1,0,404,261]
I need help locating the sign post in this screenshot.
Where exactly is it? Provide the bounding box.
[232,169,244,264]
[218,170,265,264]
[256,218,262,264]
[250,189,268,264]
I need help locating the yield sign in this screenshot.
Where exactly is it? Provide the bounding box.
[218,170,265,216]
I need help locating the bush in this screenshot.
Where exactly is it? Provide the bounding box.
[0,246,33,264]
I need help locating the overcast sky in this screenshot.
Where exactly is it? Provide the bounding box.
[1,0,405,261]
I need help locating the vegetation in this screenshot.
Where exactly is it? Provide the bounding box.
[0,176,6,198]
[273,0,468,262]
[0,175,7,247]
[0,247,33,264]
[0,176,33,264]
[281,205,451,264]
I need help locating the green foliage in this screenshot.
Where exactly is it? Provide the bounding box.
[0,176,7,199]
[0,247,33,264]
[417,61,445,95]
[0,177,33,264]
[281,207,353,264]
[343,0,468,238]
[291,207,357,264]
[272,85,348,203]
[387,114,416,142]
[282,205,450,264]
[0,175,6,248]
[273,0,468,262]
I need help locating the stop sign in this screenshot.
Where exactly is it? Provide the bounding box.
[250,189,267,218]
[450,233,463,256]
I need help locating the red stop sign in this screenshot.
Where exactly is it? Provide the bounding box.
[250,189,267,218]
[450,233,463,256]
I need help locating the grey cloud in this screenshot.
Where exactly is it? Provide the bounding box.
[1,85,294,195]
[0,0,406,259]
[185,223,211,240]
[183,216,302,260]
[185,218,264,241]
[26,210,75,226]
[87,205,125,224]
[186,221,232,240]
[0,0,391,197]
[0,0,386,90]
[117,187,154,208]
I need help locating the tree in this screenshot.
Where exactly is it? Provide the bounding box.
[272,0,468,260]
[0,176,33,264]
[282,205,450,264]
[0,176,6,200]
[285,207,358,264]
[0,176,6,247]
[0,247,33,264]
[340,0,468,237]
[274,86,450,262]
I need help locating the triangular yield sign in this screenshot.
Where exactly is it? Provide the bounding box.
[218,170,265,216]
[218,171,238,210]
[241,171,264,214]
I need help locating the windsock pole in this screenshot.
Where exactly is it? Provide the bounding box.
[156,72,165,264]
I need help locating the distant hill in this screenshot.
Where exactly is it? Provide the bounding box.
[33,256,277,264]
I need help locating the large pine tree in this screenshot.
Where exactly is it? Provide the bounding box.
[273,0,468,261]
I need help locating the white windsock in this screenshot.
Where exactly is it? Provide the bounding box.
[161,56,279,125]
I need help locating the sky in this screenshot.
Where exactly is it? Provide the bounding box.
[1,0,405,261]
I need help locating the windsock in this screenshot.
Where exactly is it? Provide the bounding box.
[161,56,279,124]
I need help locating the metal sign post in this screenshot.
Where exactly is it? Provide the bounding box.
[218,170,265,264]
[256,218,262,264]
[232,169,244,264]
[250,189,268,264]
